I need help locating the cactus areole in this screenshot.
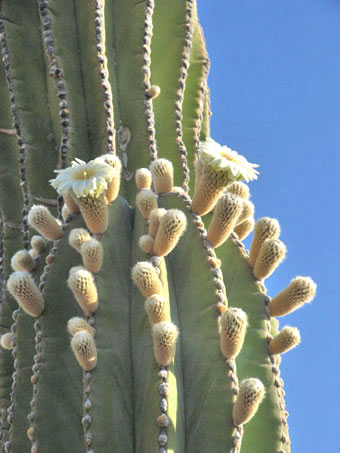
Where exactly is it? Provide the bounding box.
[0,1,316,452]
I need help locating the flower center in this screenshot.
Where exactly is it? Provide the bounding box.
[73,168,94,181]
[220,149,236,162]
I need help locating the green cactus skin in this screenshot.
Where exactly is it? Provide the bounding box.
[0,0,314,451]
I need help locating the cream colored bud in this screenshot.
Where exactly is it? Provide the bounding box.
[253,239,286,280]
[207,193,244,248]
[146,85,161,99]
[237,199,255,225]
[62,203,70,222]
[132,261,163,298]
[68,228,91,252]
[227,181,250,200]
[31,235,47,253]
[144,294,170,325]
[249,217,281,267]
[136,189,158,219]
[269,276,316,317]
[67,317,96,337]
[80,238,103,273]
[63,193,80,213]
[29,248,39,260]
[77,193,108,234]
[269,326,301,355]
[220,308,248,359]
[11,250,36,272]
[7,272,44,317]
[150,159,174,194]
[152,322,179,366]
[234,218,255,240]
[135,168,152,190]
[71,331,97,370]
[233,378,265,426]
[67,268,98,316]
[28,205,64,241]
[138,235,154,255]
[1,332,15,350]
[148,208,166,239]
[101,154,121,203]
[153,209,187,256]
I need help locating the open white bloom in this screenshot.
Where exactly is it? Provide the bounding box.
[198,138,259,182]
[50,158,116,199]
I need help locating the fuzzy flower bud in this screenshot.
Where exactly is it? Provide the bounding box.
[152,321,179,366]
[77,193,108,234]
[233,378,265,426]
[1,332,15,350]
[67,317,96,337]
[226,181,250,200]
[269,276,316,317]
[234,218,255,240]
[67,268,98,316]
[253,239,286,280]
[144,294,170,325]
[95,154,122,203]
[71,331,97,370]
[249,217,281,267]
[150,159,174,194]
[148,208,166,239]
[135,168,152,190]
[68,228,91,253]
[220,308,248,359]
[31,236,47,254]
[7,272,44,317]
[28,205,64,241]
[237,199,255,225]
[269,326,301,355]
[11,250,36,272]
[138,235,154,255]
[136,189,158,220]
[80,238,103,274]
[132,261,163,298]
[146,85,161,99]
[153,209,187,256]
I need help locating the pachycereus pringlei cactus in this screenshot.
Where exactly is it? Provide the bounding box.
[0,1,316,452]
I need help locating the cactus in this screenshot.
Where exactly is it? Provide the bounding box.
[0,1,316,452]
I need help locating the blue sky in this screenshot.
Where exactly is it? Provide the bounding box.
[198,1,339,451]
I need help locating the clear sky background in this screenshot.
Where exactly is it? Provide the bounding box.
[198,1,339,451]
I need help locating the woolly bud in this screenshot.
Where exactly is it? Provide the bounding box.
[28,205,64,241]
[31,235,47,253]
[153,209,187,256]
[62,203,70,222]
[67,268,98,316]
[1,332,15,350]
[71,331,97,370]
[269,326,301,355]
[135,168,152,190]
[233,378,265,426]
[150,159,174,194]
[237,199,255,225]
[29,249,39,260]
[269,276,316,317]
[138,235,154,255]
[63,193,80,213]
[146,85,161,99]
[136,189,158,219]
[249,217,280,267]
[253,239,286,280]
[99,154,121,203]
[80,239,103,273]
[220,308,248,359]
[68,228,91,252]
[7,272,44,317]
[152,321,179,366]
[227,181,250,200]
[67,317,96,337]
[234,218,255,240]
[11,250,36,272]
[132,261,163,298]
[77,194,108,234]
[148,208,166,238]
[207,194,244,248]
[144,294,170,325]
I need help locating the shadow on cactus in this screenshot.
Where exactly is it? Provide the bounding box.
[0,1,316,452]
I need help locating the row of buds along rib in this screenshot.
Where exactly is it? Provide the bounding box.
[68,317,97,370]
[132,262,163,298]
[7,272,44,317]
[220,308,248,359]
[68,267,98,316]
[152,322,179,367]
[68,228,103,273]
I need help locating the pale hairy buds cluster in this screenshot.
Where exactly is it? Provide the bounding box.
[67,317,96,337]
[67,268,98,316]
[249,217,281,267]
[207,194,243,248]
[7,272,44,317]
[152,209,187,256]
[1,332,15,350]
[253,239,286,280]
[81,238,103,273]
[268,326,301,355]
[68,228,91,252]
[135,168,152,190]
[148,208,166,238]
[144,294,170,325]
[150,159,174,194]
[136,189,158,219]
[77,194,108,234]
[220,308,248,359]
[28,205,64,241]
[233,378,265,426]
[152,321,179,366]
[234,218,255,240]
[138,235,154,255]
[11,250,36,272]
[71,331,97,370]
[269,276,316,317]
[227,181,250,200]
[132,262,163,298]
[31,235,47,254]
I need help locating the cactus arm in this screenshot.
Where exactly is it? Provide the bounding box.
[199,84,211,142]
[1,0,58,200]
[151,1,193,190]
[219,237,290,452]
